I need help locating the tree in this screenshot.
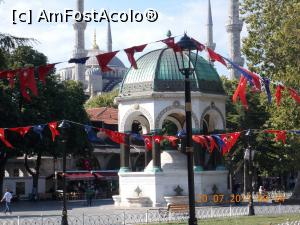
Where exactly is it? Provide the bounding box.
[241,0,300,196]
[84,89,118,109]
[0,46,91,198]
[222,77,270,192]
[0,33,33,195]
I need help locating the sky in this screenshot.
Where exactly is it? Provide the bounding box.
[0,0,247,76]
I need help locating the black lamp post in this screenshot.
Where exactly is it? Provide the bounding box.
[58,120,71,225]
[173,33,199,225]
[245,129,255,216]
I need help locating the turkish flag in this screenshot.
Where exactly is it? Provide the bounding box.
[7,71,16,89]
[48,122,60,142]
[275,85,285,106]
[161,37,181,52]
[205,135,218,153]
[220,132,241,155]
[9,126,31,137]
[265,130,287,144]
[38,64,56,85]
[192,135,208,149]
[96,51,119,72]
[19,67,38,100]
[153,135,164,144]
[207,48,227,66]
[101,129,126,144]
[233,76,248,109]
[288,88,300,104]
[143,135,152,151]
[165,136,178,147]
[191,38,205,51]
[239,67,261,91]
[0,128,13,148]
[124,44,147,69]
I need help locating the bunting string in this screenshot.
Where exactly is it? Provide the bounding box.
[0,35,298,105]
[0,120,299,156]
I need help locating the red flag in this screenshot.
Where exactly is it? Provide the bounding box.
[38,64,55,85]
[288,88,300,104]
[220,132,241,155]
[143,135,152,151]
[124,44,147,69]
[207,48,227,66]
[153,135,164,144]
[19,67,38,100]
[165,136,178,147]
[0,128,13,148]
[48,122,60,142]
[205,136,218,153]
[7,71,16,89]
[275,85,285,106]
[192,135,208,149]
[191,38,205,51]
[265,130,287,144]
[0,71,7,79]
[233,76,248,109]
[102,129,126,144]
[239,67,261,91]
[83,159,92,170]
[9,126,31,137]
[161,37,181,52]
[96,51,119,72]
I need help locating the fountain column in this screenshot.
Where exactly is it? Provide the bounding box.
[120,134,131,172]
[152,138,161,172]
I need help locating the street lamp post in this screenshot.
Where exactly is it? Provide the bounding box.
[58,120,71,225]
[245,130,255,216]
[174,33,199,225]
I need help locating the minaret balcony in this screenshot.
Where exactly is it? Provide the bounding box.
[225,21,243,32]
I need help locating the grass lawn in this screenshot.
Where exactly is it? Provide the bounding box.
[143,214,300,225]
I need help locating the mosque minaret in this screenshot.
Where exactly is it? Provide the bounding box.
[206,0,216,51]
[73,0,87,83]
[226,0,244,79]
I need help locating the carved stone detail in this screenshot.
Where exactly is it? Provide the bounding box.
[120,106,153,132]
[155,105,200,129]
[200,104,226,129]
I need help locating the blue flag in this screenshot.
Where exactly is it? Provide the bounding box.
[262,77,272,103]
[32,125,46,139]
[223,57,254,86]
[288,130,300,135]
[131,133,144,141]
[84,125,103,143]
[211,135,225,151]
[68,57,90,64]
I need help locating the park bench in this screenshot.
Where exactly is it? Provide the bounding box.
[167,204,189,213]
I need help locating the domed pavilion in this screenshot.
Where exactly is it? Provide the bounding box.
[114,47,229,207]
[117,47,226,136]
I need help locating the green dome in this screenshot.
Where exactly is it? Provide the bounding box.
[120,48,225,96]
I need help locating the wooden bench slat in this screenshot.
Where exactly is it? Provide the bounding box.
[168,204,189,212]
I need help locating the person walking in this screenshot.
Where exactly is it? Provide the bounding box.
[85,187,94,207]
[1,188,13,214]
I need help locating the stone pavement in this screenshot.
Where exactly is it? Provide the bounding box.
[0,199,148,217]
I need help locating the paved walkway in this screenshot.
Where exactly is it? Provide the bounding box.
[0,199,148,217]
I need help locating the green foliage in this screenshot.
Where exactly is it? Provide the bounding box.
[241,0,300,172]
[84,89,118,108]
[0,33,34,52]
[241,0,300,86]
[0,46,91,156]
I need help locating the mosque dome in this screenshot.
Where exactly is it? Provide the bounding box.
[120,48,225,96]
[85,66,101,77]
